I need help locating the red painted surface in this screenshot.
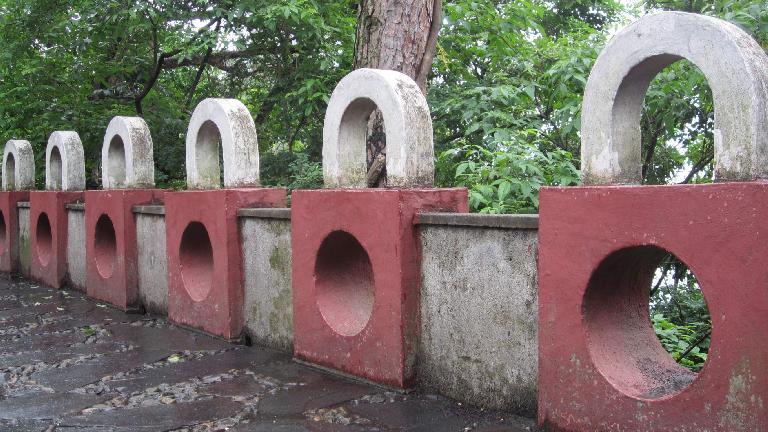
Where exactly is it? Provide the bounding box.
[166,188,287,340]
[0,191,29,272]
[292,188,468,388]
[538,183,768,432]
[85,189,161,309]
[29,191,83,288]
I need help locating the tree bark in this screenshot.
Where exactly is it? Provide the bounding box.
[354,0,442,187]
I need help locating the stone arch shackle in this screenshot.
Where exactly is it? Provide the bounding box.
[581,11,768,185]
[322,68,435,188]
[102,116,155,189]
[3,140,35,190]
[45,131,85,191]
[185,98,260,189]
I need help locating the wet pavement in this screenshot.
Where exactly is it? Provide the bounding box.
[0,276,538,431]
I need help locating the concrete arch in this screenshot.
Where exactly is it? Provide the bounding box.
[581,12,768,185]
[185,98,260,189]
[102,116,155,189]
[45,131,85,191]
[3,140,35,190]
[322,68,434,188]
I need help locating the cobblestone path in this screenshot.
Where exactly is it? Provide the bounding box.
[0,276,537,431]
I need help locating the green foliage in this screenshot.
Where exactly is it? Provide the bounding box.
[261,152,322,190]
[429,0,617,211]
[649,254,712,371]
[442,135,579,213]
[0,0,353,188]
[652,313,709,371]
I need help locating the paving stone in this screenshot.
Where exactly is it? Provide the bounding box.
[60,398,242,429]
[100,347,283,394]
[31,347,175,392]
[257,377,372,418]
[0,418,54,431]
[204,374,271,398]
[106,324,233,352]
[0,281,536,431]
[0,392,110,420]
[1,340,131,368]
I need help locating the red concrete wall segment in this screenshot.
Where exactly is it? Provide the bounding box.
[538,183,768,431]
[292,188,468,388]
[0,191,29,272]
[29,191,83,288]
[85,189,162,310]
[166,188,287,340]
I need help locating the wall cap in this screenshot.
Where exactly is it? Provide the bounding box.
[133,205,166,215]
[65,203,85,211]
[417,212,539,230]
[237,207,291,220]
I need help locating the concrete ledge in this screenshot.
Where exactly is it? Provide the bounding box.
[133,205,165,215]
[417,212,539,230]
[17,201,30,209]
[65,203,85,211]
[238,208,291,220]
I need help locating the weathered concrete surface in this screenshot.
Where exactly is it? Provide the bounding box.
[581,12,768,184]
[323,68,434,188]
[3,139,35,191]
[185,98,261,189]
[0,276,537,431]
[240,214,293,352]
[17,203,30,277]
[102,116,155,189]
[419,217,539,416]
[66,206,87,291]
[136,211,168,315]
[45,131,86,191]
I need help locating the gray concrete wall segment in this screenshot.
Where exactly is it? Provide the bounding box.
[419,224,539,415]
[322,68,435,188]
[136,213,168,315]
[240,217,293,352]
[66,209,87,291]
[17,206,30,277]
[581,12,768,184]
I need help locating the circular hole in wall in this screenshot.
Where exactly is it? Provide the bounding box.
[94,214,117,278]
[179,222,214,302]
[0,211,6,255]
[36,212,53,267]
[583,245,711,400]
[314,231,374,337]
[108,135,127,188]
[49,146,63,190]
[5,153,16,190]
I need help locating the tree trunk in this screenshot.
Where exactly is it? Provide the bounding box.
[354,0,442,187]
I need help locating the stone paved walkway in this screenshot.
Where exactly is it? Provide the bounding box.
[0,276,538,431]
